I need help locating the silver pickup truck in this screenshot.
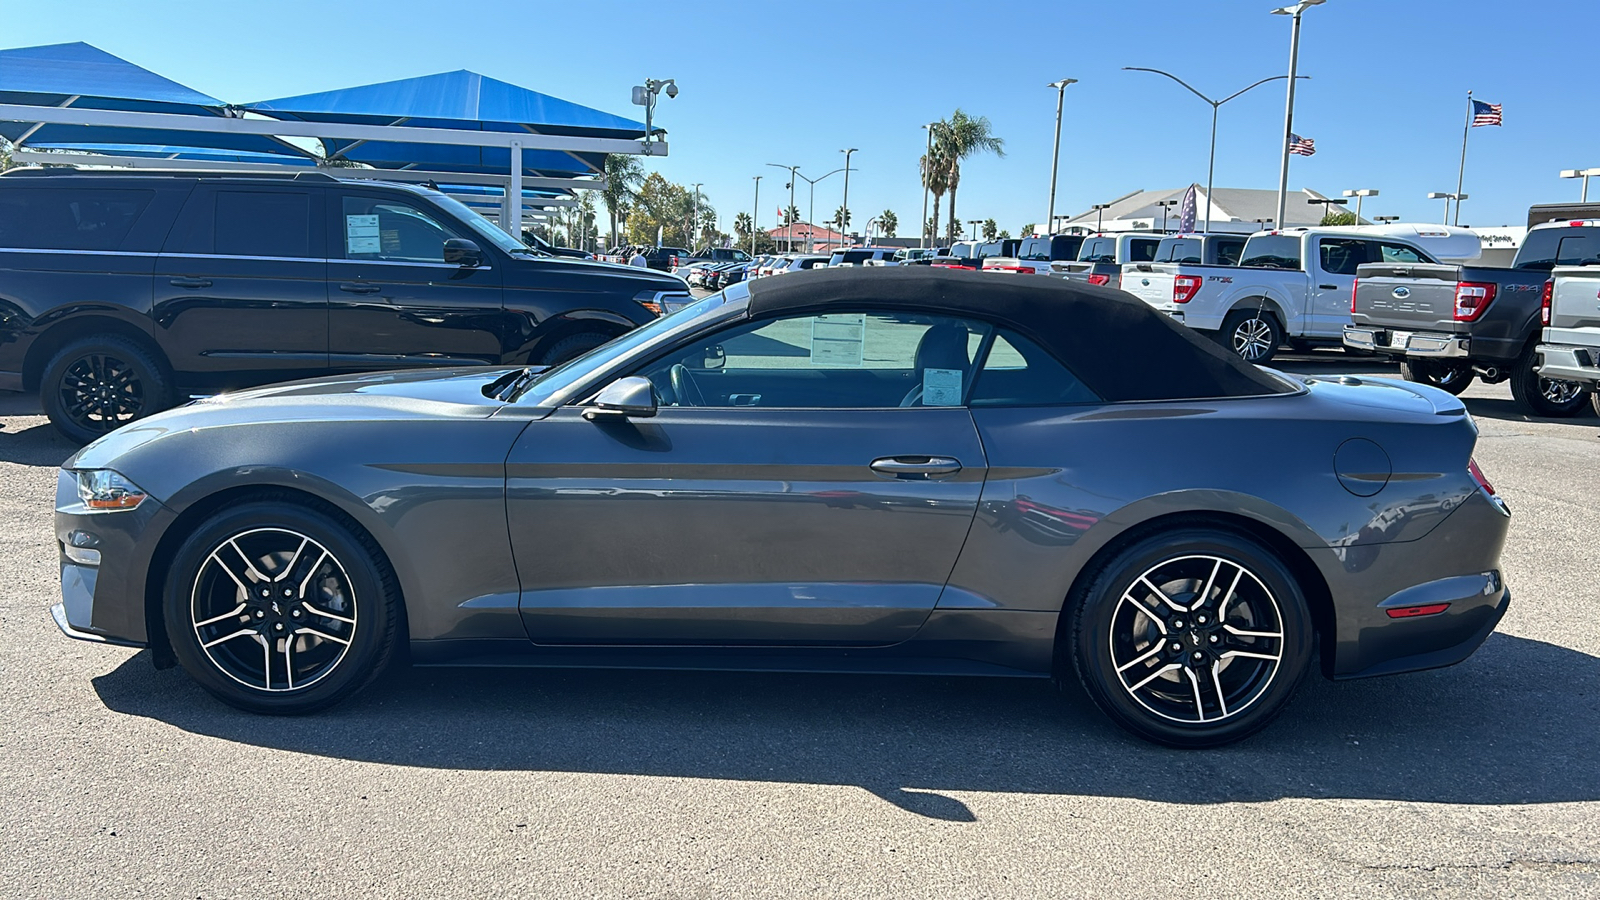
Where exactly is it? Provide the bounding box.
[1536,264,1600,416]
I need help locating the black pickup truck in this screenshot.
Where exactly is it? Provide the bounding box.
[1346,212,1600,416]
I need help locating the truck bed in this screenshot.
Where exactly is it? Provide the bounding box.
[1351,263,1548,363]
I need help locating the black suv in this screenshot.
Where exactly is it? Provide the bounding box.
[0,169,689,442]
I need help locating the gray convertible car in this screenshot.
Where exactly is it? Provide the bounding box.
[52,267,1511,747]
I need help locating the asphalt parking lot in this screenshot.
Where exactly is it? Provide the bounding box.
[2,354,1598,899]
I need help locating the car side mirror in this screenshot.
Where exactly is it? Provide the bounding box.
[703,345,726,369]
[583,376,658,420]
[443,238,483,267]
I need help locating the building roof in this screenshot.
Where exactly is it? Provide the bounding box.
[1057,185,1364,234]
[768,222,844,240]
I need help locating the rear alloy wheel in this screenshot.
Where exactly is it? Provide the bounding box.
[1071,529,1314,747]
[1219,309,1282,364]
[41,335,172,444]
[538,331,614,366]
[1509,344,1587,417]
[1399,359,1473,396]
[165,501,399,714]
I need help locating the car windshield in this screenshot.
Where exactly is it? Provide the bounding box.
[1077,237,1116,262]
[511,291,739,405]
[428,193,534,256]
[1239,235,1304,270]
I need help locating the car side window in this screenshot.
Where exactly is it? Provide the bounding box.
[215,190,313,258]
[1377,242,1427,264]
[0,187,156,251]
[632,311,991,409]
[340,195,461,263]
[968,330,1100,407]
[1317,238,1368,276]
[1215,238,1246,266]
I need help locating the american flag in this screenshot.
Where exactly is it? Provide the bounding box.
[1472,99,1502,127]
[1289,133,1316,156]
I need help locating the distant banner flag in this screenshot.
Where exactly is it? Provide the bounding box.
[1289,133,1317,156]
[1178,184,1198,234]
[1472,100,1502,126]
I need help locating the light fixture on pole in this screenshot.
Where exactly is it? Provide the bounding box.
[1374,215,1400,225]
[920,123,937,250]
[1092,203,1113,232]
[1560,168,1600,202]
[1046,78,1078,236]
[1308,196,1348,222]
[1123,68,1305,234]
[967,219,983,242]
[751,175,762,256]
[797,167,847,252]
[1341,188,1378,222]
[1158,198,1180,233]
[1270,0,1326,228]
[1427,191,1466,226]
[766,163,800,252]
[1255,217,1275,230]
[630,78,678,155]
[839,148,858,246]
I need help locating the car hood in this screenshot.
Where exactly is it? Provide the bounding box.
[67,367,519,471]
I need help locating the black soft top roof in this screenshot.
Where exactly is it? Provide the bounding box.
[744,267,1294,402]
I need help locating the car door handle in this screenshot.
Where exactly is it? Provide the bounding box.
[338,283,383,294]
[870,456,962,478]
[168,277,212,289]
[1319,284,1339,290]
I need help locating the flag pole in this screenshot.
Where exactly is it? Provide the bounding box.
[1453,90,1472,227]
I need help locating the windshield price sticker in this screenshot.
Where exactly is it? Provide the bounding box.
[923,367,962,406]
[345,215,381,254]
[811,314,866,366]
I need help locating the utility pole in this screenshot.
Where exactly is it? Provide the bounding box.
[751,175,761,257]
[920,123,935,250]
[840,148,858,247]
[1046,79,1077,236]
[691,183,703,249]
[766,164,800,252]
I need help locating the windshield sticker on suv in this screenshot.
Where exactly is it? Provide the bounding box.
[923,368,962,406]
[811,314,865,366]
[346,215,380,255]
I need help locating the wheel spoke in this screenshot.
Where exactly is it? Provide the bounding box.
[1209,661,1230,719]
[1126,662,1182,693]
[1183,666,1207,723]
[302,602,355,626]
[1138,575,1185,612]
[202,628,259,650]
[226,539,271,583]
[1217,565,1245,616]
[1116,641,1166,674]
[296,550,329,599]
[1193,558,1222,611]
[283,637,294,690]
[274,538,310,582]
[1223,624,1282,639]
[1121,591,1169,634]
[295,626,351,646]
[194,603,247,628]
[1220,649,1280,663]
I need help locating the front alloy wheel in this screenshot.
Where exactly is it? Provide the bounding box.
[1072,530,1313,747]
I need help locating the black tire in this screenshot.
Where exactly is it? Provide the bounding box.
[1509,344,1587,417]
[1070,528,1314,748]
[1399,359,1473,396]
[1218,308,1282,364]
[41,334,173,445]
[1591,391,1600,419]
[538,331,614,366]
[164,500,400,715]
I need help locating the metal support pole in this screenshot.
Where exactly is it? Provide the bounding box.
[751,176,761,257]
[504,140,523,238]
[921,124,933,249]
[1454,91,1472,227]
[840,149,857,247]
[1205,105,1218,234]
[1047,81,1072,236]
[1275,10,1305,228]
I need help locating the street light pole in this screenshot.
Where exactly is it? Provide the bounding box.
[840,148,858,246]
[1046,78,1077,236]
[1271,0,1325,228]
[920,123,935,250]
[797,167,847,252]
[766,163,800,252]
[691,182,703,248]
[1093,203,1112,232]
[1561,168,1600,202]
[1427,191,1465,226]
[751,175,761,257]
[1342,188,1377,222]
[1124,68,1304,234]
[967,219,982,242]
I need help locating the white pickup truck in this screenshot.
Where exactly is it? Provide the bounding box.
[1536,263,1600,416]
[1117,225,1481,362]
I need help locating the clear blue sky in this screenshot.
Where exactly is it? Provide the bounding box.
[5,0,1593,235]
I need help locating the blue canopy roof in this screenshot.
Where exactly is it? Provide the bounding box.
[0,42,313,159]
[246,70,648,177]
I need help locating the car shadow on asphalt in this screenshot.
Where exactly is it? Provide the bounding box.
[92,631,1597,820]
[0,418,77,468]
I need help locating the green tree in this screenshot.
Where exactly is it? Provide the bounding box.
[1322,210,1358,227]
[830,205,852,232]
[998,230,1011,240]
[934,110,1005,245]
[879,209,898,237]
[784,204,801,226]
[920,128,952,246]
[924,217,938,244]
[1021,223,1036,238]
[601,154,644,248]
[734,211,753,241]
[981,218,998,241]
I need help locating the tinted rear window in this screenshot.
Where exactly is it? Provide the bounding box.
[215,191,312,258]
[1078,237,1116,262]
[0,187,154,251]
[1155,238,1202,263]
[1128,239,1159,263]
[1517,227,1600,270]
[1239,235,1303,270]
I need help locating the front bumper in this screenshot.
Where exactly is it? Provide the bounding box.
[52,469,169,647]
[1344,325,1470,358]
[1535,342,1600,385]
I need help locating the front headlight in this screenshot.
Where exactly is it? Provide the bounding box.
[73,469,149,512]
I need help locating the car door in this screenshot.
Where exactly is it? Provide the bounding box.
[505,309,991,646]
[1308,237,1372,338]
[325,190,505,371]
[152,183,328,394]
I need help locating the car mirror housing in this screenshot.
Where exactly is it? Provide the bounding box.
[443,238,483,267]
[583,376,658,420]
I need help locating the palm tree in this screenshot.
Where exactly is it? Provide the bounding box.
[936,110,1005,244]
[879,209,898,238]
[982,218,997,241]
[601,154,644,248]
[920,124,952,246]
[733,211,753,241]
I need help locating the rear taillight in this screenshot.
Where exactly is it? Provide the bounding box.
[1087,273,1111,286]
[1452,281,1497,322]
[1541,279,1554,326]
[670,255,680,267]
[1351,278,1359,314]
[1468,458,1496,496]
[1173,274,1203,304]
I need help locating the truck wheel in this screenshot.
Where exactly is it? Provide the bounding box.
[41,334,174,445]
[1399,359,1473,396]
[1592,391,1600,418]
[1219,309,1281,364]
[1509,345,1587,417]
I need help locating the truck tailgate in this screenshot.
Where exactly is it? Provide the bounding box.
[1119,263,1177,308]
[1549,266,1600,331]
[1352,263,1466,333]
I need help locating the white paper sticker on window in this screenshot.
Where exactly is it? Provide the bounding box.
[923,367,962,406]
[810,314,865,366]
[346,214,381,255]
